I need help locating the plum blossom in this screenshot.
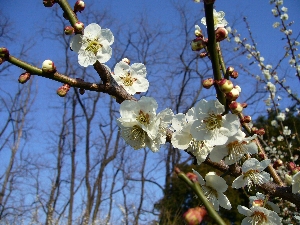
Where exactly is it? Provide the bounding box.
[117,97,173,152]
[70,23,114,67]
[171,108,213,164]
[249,192,280,213]
[238,205,281,225]
[113,61,149,95]
[201,9,228,30]
[193,170,231,211]
[209,130,258,165]
[232,158,271,190]
[190,99,240,146]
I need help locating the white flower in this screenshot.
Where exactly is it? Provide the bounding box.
[283,126,291,135]
[113,61,149,95]
[277,135,284,141]
[201,9,228,30]
[249,192,280,213]
[292,172,300,193]
[117,97,173,152]
[273,22,280,28]
[263,69,271,80]
[193,170,231,211]
[70,23,114,67]
[190,99,240,146]
[171,108,212,164]
[266,82,276,93]
[276,112,285,121]
[232,158,271,190]
[270,120,279,127]
[238,205,282,225]
[209,130,258,165]
[280,13,288,20]
[281,6,288,12]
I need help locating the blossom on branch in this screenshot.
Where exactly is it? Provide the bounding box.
[232,158,271,190]
[292,171,300,194]
[113,61,149,95]
[117,97,173,152]
[193,170,232,211]
[201,9,228,30]
[190,99,240,146]
[70,23,114,67]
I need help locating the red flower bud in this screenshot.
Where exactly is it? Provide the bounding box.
[18,72,31,84]
[57,84,70,97]
[230,70,239,79]
[74,0,85,13]
[202,78,214,89]
[226,87,240,101]
[243,115,252,123]
[229,101,243,114]
[186,172,198,183]
[215,27,228,42]
[74,21,84,33]
[273,159,283,169]
[42,60,56,73]
[64,26,74,35]
[183,207,207,225]
[217,79,233,93]
[256,128,265,136]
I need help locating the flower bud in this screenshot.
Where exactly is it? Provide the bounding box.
[64,26,74,35]
[216,78,233,93]
[252,199,264,207]
[42,60,56,73]
[199,52,208,58]
[74,21,84,33]
[183,207,207,225]
[57,84,70,97]
[215,27,228,42]
[43,0,56,7]
[191,37,206,51]
[229,101,243,114]
[285,174,293,185]
[273,159,283,169]
[195,25,203,38]
[74,0,85,13]
[18,72,31,84]
[202,78,214,89]
[186,172,198,183]
[230,70,239,79]
[256,128,265,136]
[122,58,130,65]
[251,127,258,133]
[0,47,9,59]
[226,87,240,101]
[226,66,234,76]
[287,162,296,171]
[243,115,252,123]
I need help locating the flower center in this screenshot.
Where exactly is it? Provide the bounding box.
[227,141,246,162]
[189,140,206,154]
[203,113,222,131]
[243,170,264,190]
[202,186,218,202]
[85,39,102,55]
[122,125,146,149]
[251,211,268,225]
[136,110,150,125]
[120,71,137,86]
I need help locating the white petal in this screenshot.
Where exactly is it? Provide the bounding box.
[70,34,83,52]
[209,146,228,162]
[172,114,186,131]
[78,49,96,67]
[96,42,112,63]
[242,158,260,173]
[232,175,246,189]
[218,193,231,209]
[131,76,149,93]
[119,100,138,120]
[114,61,130,75]
[258,159,271,171]
[237,205,252,217]
[192,169,205,185]
[101,28,114,45]
[131,63,147,77]
[205,174,228,192]
[138,96,158,115]
[84,23,102,38]
[245,142,258,154]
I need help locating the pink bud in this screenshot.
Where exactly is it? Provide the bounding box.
[64,26,74,35]
[74,0,85,13]
[202,78,214,89]
[42,60,56,73]
[191,37,206,51]
[183,207,207,225]
[74,21,84,33]
[186,172,198,183]
[215,27,228,42]
[216,79,233,93]
[18,72,31,84]
[243,115,252,123]
[229,101,243,114]
[256,128,265,136]
[273,159,283,169]
[287,162,296,171]
[56,84,70,97]
[226,87,240,101]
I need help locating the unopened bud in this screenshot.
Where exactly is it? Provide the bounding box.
[252,199,264,207]
[202,78,214,89]
[273,159,283,169]
[226,87,240,101]
[243,115,252,123]
[199,52,208,58]
[217,78,233,93]
[251,127,258,133]
[195,25,203,38]
[18,72,31,84]
[215,27,228,42]
[256,128,265,136]
[74,21,84,33]
[183,207,207,225]
[284,174,293,185]
[64,26,74,35]
[191,37,206,51]
[229,101,243,114]
[0,47,9,59]
[287,162,296,171]
[43,0,56,7]
[186,172,198,183]
[74,0,85,13]
[226,66,234,75]
[57,84,70,97]
[122,58,130,65]
[230,70,239,79]
[42,60,56,73]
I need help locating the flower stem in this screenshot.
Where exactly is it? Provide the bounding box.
[177,171,227,225]
[204,3,226,106]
